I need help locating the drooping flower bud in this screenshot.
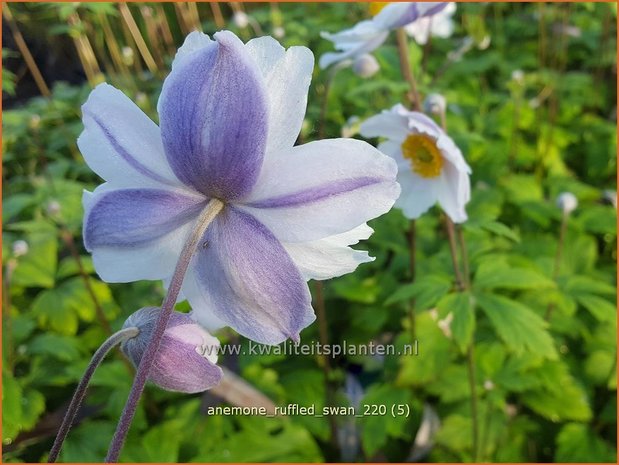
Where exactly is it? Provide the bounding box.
[556,192,578,215]
[273,26,285,39]
[352,54,380,78]
[423,93,447,116]
[121,307,223,393]
[12,240,29,257]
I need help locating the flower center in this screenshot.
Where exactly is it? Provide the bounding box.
[401,133,444,178]
[369,2,389,16]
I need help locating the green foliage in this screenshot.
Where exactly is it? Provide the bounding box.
[2,2,616,463]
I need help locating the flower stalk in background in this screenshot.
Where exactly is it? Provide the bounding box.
[77,30,399,460]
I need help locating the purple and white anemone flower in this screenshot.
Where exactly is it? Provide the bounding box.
[80,31,400,346]
[319,2,450,71]
[360,104,470,223]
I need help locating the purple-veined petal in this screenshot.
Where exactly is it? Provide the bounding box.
[283,224,375,281]
[245,37,314,155]
[83,190,197,283]
[84,188,206,250]
[192,207,315,345]
[237,138,399,243]
[78,83,181,189]
[158,31,268,201]
[375,2,449,30]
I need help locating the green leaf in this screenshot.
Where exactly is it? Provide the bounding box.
[555,423,616,462]
[28,334,82,361]
[11,232,57,288]
[437,292,475,352]
[563,275,616,297]
[60,421,116,463]
[2,371,22,441]
[521,361,592,421]
[474,261,555,291]
[397,312,453,386]
[385,275,452,309]
[576,294,617,323]
[359,384,413,457]
[476,293,557,359]
[479,220,520,243]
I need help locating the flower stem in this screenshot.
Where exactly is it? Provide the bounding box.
[395,28,422,111]
[444,216,478,460]
[406,219,417,339]
[105,199,224,462]
[48,327,139,463]
[444,216,464,291]
[313,281,340,454]
[546,211,569,320]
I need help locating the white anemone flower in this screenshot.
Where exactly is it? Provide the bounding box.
[404,2,456,45]
[320,2,451,71]
[360,104,471,222]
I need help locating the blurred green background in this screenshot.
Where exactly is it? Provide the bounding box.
[2,2,617,463]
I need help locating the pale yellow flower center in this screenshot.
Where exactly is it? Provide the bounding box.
[369,2,390,16]
[401,134,444,178]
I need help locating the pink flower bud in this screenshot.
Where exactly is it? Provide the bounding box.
[121,307,223,393]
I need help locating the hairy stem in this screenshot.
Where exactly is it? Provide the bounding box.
[546,211,569,320]
[48,327,139,463]
[105,199,224,462]
[395,28,422,111]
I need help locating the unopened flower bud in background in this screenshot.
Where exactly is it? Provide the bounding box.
[511,69,525,85]
[46,200,61,217]
[233,11,249,28]
[122,46,134,66]
[12,240,29,257]
[29,114,41,131]
[603,190,617,209]
[556,192,578,215]
[352,54,380,78]
[273,26,285,39]
[121,307,223,393]
[424,93,447,116]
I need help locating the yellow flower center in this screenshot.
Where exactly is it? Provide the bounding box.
[401,134,444,178]
[369,2,389,16]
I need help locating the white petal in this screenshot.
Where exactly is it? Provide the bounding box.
[171,31,214,69]
[437,159,470,223]
[360,104,410,142]
[245,37,314,155]
[319,21,388,69]
[238,138,399,243]
[395,170,440,220]
[78,83,181,190]
[284,224,375,281]
[373,3,413,29]
[378,140,410,171]
[405,17,432,45]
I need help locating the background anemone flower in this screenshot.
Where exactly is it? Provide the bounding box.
[404,2,456,45]
[80,31,400,346]
[319,2,449,72]
[360,104,470,223]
